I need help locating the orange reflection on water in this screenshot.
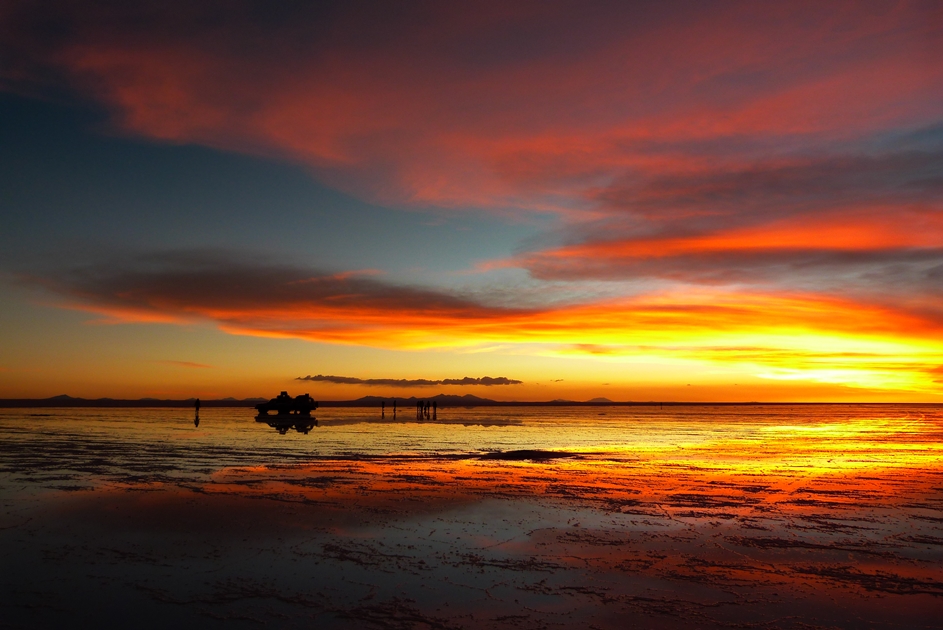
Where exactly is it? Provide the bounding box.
[202,410,943,544]
[4,407,942,627]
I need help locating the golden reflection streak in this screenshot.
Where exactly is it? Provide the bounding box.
[205,415,943,506]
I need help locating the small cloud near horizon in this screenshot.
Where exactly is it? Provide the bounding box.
[297,375,522,387]
[157,360,214,369]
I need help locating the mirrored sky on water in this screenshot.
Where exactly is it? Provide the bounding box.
[1,406,941,628]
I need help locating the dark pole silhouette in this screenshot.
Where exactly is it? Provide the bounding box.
[382,401,385,418]
[393,400,396,418]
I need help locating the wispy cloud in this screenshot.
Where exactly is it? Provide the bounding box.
[156,360,213,369]
[20,250,943,391]
[515,140,943,291]
[2,1,940,214]
[297,375,522,387]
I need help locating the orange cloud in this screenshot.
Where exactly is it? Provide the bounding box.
[520,207,943,276]
[156,361,213,369]
[29,253,943,392]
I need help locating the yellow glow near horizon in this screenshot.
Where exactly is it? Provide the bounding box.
[40,285,943,397]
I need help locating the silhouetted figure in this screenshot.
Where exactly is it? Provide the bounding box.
[393,401,396,418]
[417,400,421,420]
[382,401,386,418]
[194,398,200,426]
[433,400,437,419]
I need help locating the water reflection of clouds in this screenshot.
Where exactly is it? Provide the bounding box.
[1,406,942,627]
[319,416,524,428]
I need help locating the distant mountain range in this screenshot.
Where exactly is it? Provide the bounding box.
[328,394,498,407]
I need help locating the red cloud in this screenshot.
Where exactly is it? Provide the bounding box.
[3,1,941,214]
[518,206,943,283]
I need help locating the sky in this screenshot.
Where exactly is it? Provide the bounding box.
[1,0,942,401]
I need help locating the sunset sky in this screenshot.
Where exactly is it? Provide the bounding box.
[1,0,942,401]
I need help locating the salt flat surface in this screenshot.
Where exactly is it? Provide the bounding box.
[1,405,941,628]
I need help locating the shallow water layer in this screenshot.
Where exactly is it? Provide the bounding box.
[1,405,941,628]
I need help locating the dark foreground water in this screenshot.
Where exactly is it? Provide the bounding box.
[1,405,942,629]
